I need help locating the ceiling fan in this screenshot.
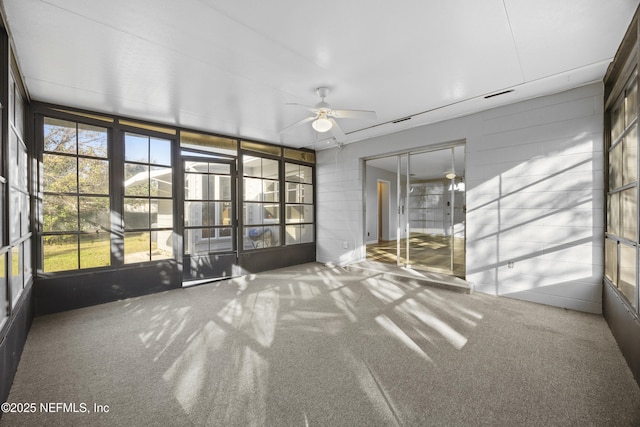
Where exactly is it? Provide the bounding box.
[281,87,377,140]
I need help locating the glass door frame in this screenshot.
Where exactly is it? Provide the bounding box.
[180,150,238,284]
[365,141,466,277]
[397,153,409,268]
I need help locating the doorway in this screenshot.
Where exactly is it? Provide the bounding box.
[182,154,238,282]
[365,144,466,277]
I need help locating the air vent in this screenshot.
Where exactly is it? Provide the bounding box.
[392,117,412,124]
[484,89,514,99]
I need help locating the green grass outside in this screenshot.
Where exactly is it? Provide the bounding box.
[43,234,159,272]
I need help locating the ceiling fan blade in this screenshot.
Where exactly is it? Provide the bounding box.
[286,103,320,114]
[328,118,346,140]
[332,109,377,121]
[280,116,315,133]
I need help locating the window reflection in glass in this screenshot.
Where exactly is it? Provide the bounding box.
[623,126,638,186]
[608,193,620,236]
[621,188,637,241]
[619,244,637,308]
[606,72,639,311]
[605,239,617,284]
[612,102,625,142]
[609,142,623,190]
[625,79,638,128]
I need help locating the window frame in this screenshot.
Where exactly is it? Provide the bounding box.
[39,116,112,272]
[605,63,640,315]
[239,145,316,252]
[35,106,315,275]
[6,66,31,311]
[122,130,175,264]
[240,151,282,250]
[284,161,315,245]
[182,155,236,255]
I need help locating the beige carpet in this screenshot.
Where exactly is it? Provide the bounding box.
[2,263,639,426]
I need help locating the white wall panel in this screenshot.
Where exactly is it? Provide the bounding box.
[316,82,604,313]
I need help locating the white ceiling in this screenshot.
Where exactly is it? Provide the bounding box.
[2,0,638,150]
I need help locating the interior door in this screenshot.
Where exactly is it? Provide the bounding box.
[182,156,237,281]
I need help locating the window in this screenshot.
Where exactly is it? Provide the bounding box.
[9,71,30,308]
[242,155,280,249]
[39,111,314,276]
[184,160,233,254]
[605,70,638,310]
[39,119,177,271]
[285,162,314,245]
[41,118,110,272]
[124,133,174,263]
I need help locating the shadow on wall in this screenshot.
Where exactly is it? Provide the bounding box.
[466,131,602,312]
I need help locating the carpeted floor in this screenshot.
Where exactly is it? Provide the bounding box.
[2,263,639,426]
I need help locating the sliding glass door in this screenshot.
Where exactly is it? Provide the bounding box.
[365,144,465,277]
[406,147,465,276]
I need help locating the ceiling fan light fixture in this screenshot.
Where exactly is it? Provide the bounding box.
[312,116,332,132]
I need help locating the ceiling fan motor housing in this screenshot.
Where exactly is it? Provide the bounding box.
[316,87,330,98]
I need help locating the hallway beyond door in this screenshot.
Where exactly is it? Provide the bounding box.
[366,233,465,277]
